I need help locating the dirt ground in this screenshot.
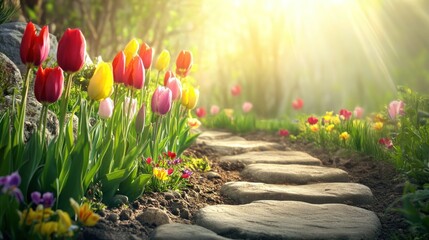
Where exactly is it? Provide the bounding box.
[80,131,410,240]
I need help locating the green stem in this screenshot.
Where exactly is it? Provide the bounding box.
[59,73,74,135]
[40,105,48,148]
[16,66,32,144]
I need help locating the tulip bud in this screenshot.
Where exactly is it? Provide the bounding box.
[124,56,145,90]
[210,105,220,115]
[151,86,172,115]
[20,22,50,66]
[57,28,86,72]
[175,50,193,78]
[98,97,114,119]
[112,51,126,84]
[87,62,114,101]
[155,50,170,72]
[388,100,405,120]
[196,107,206,118]
[124,38,139,66]
[181,85,199,110]
[165,77,182,101]
[135,105,146,134]
[138,42,154,70]
[242,102,253,113]
[231,85,241,96]
[292,98,304,110]
[163,70,174,86]
[34,66,64,104]
[123,97,137,119]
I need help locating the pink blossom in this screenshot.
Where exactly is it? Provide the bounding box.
[123,97,137,119]
[353,106,364,119]
[231,85,241,96]
[98,97,114,119]
[339,109,352,120]
[388,100,405,119]
[210,105,220,115]
[242,102,253,113]
[292,98,304,110]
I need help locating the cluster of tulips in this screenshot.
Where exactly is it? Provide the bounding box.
[1,21,201,239]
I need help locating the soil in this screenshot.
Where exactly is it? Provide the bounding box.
[80,131,410,240]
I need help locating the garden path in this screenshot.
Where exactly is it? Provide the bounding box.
[150,130,382,240]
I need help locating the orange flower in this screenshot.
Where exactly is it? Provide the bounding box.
[175,50,193,77]
[70,198,100,226]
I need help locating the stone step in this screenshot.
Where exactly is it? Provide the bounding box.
[219,151,321,170]
[195,200,381,240]
[197,137,282,155]
[221,181,373,205]
[198,130,233,140]
[150,223,231,240]
[241,164,349,184]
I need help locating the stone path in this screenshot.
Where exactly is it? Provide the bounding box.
[150,131,381,240]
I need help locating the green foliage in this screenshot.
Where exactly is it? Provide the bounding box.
[186,156,211,173]
[0,0,18,24]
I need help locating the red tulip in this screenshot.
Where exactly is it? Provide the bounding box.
[196,107,206,118]
[112,51,126,84]
[164,70,174,86]
[20,22,50,66]
[292,98,304,110]
[307,116,318,125]
[57,28,86,72]
[339,109,352,120]
[231,85,241,96]
[138,42,154,70]
[34,66,64,104]
[175,50,193,77]
[278,129,289,137]
[151,86,172,115]
[378,138,393,149]
[124,56,145,89]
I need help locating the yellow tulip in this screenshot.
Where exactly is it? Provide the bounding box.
[155,49,170,72]
[373,121,383,131]
[310,125,319,132]
[339,131,350,141]
[70,198,100,227]
[56,210,73,236]
[325,124,334,132]
[181,85,199,110]
[88,62,114,101]
[153,167,169,181]
[124,38,139,66]
[34,221,58,236]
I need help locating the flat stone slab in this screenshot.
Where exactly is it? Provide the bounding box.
[150,223,231,240]
[195,200,381,240]
[198,131,233,140]
[219,151,321,169]
[241,164,349,184]
[221,181,373,205]
[197,137,282,155]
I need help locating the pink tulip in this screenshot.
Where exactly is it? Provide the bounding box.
[231,85,241,96]
[210,105,220,115]
[354,106,364,119]
[388,100,405,119]
[125,56,145,89]
[135,105,146,133]
[196,107,206,118]
[151,86,172,115]
[242,102,253,113]
[165,77,182,101]
[98,97,114,119]
[292,98,303,110]
[123,97,137,119]
[112,51,126,84]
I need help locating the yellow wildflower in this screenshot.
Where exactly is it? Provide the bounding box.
[70,198,100,227]
[339,131,350,141]
[331,115,341,125]
[223,109,234,119]
[325,124,335,132]
[19,205,54,226]
[373,122,383,131]
[34,221,58,237]
[56,210,73,236]
[153,167,169,181]
[374,113,385,123]
[323,111,333,123]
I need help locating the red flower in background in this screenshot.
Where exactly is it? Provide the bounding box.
[34,66,64,104]
[145,157,152,164]
[20,22,50,66]
[339,109,352,120]
[138,42,154,70]
[164,70,174,86]
[292,98,304,110]
[231,85,241,96]
[196,107,206,118]
[112,51,126,84]
[278,129,289,137]
[307,116,318,125]
[167,151,177,159]
[378,138,393,149]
